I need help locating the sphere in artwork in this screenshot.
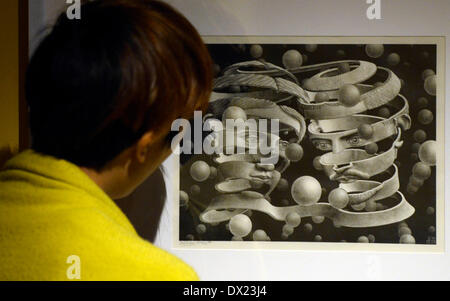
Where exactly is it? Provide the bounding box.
[426,207,435,215]
[424,74,436,96]
[315,92,330,103]
[358,124,374,139]
[365,200,377,212]
[365,44,384,58]
[418,109,434,125]
[409,175,424,187]
[222,106,247,122]
[291,176,322,205]
[422,69,435,81]
[250,44,263,59]
[399,234,416,244]
[190,184,201,196]
[398,226,412,236]
[305,44,318,52]
[413,129,427,143]
[190,161,211,182]
[282,49,303,69]
[303,223,313,233]
[285,212,301,228]
[328,188,349,209]
[417,97,429,108]
[312,215,325,224]
[282,224,294,236]
[276,178,289,192]
[412,162,432,179]
[338,84,361,107]
[196,224,207,234]
[368,234,376,243]
[209,166,218,179]
[365,143,378,154]
[378,107,390,118]
[314,235,322,242]
[357,236,369,243]
[285,143,304,162]
[428,226,436,234]
[338,62,351,74]
[229,214,252,238]
[180,190,189,207]
[418,140,436,166]
[386,53,401,66]
[252,229,268,241]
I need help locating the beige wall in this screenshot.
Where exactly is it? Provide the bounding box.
[0,1,19,150]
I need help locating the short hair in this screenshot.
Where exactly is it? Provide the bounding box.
[26,0,213,170]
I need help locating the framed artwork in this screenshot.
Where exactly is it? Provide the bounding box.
[173,36,444,252]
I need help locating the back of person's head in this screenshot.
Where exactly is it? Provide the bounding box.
[26,0,213,170]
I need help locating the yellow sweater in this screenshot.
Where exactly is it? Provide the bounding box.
[0,150,198,281]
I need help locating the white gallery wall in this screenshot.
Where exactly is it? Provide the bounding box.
[29,0,450,280]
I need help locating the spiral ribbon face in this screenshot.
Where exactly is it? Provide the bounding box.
[192,55,415,235]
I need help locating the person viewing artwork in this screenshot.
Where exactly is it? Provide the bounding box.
[0,0,212,280]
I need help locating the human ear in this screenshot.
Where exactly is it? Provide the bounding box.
[136,132,154,164]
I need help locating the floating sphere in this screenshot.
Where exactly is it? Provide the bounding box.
[365,143,378,154]
[285,143,304,162]
[328,188,349,209]
[190,161,211,182]
[399,234,416,244]
[303,223,313,232]
[286,212,301,227]
[336,49,346,58]
[213,64,221,77]
[231,236,243,241]
[222,106,247,122]
[276,178,289,192]
[209,166,218,179]
[180,190,189,207]
[312,215,325,224]
[282,49,303,69]
[252,229,268,241]
[418,109,434,125]
[250,44,263,59]
[368,234,376,243]
[313,156,323,171]
[418,140,436,166]
[386,53,401,66]
[314,235,322,242]
[422,69,435,81]
[302,54,308,64]
[424,74,436,96]
[282,224,294,236]
[428,226,436,234]
[190,184,201,196]
[365,200,377,212]
[338,84,361,107]
[315,92,330,103]
[411,142,421,153]
[407,184,419,194]
[196,224,207,234]
[186,234,195,241]
[305,44,318,52]
[398,226,412,236]
[358,124,374,139]
[412,162,432,179]
[398,222,408,228]
[229,214,252,238]
[413,130,427,143]
[357,236,369,243]
[426,207,435,215]
[378,107,390,118]
[409,175,424,187]
[291,176,322,205]
[338,62,351,74]
[417,97,428,108]
[365,44,384,58]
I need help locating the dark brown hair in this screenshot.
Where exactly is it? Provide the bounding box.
[26,0,213,169]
